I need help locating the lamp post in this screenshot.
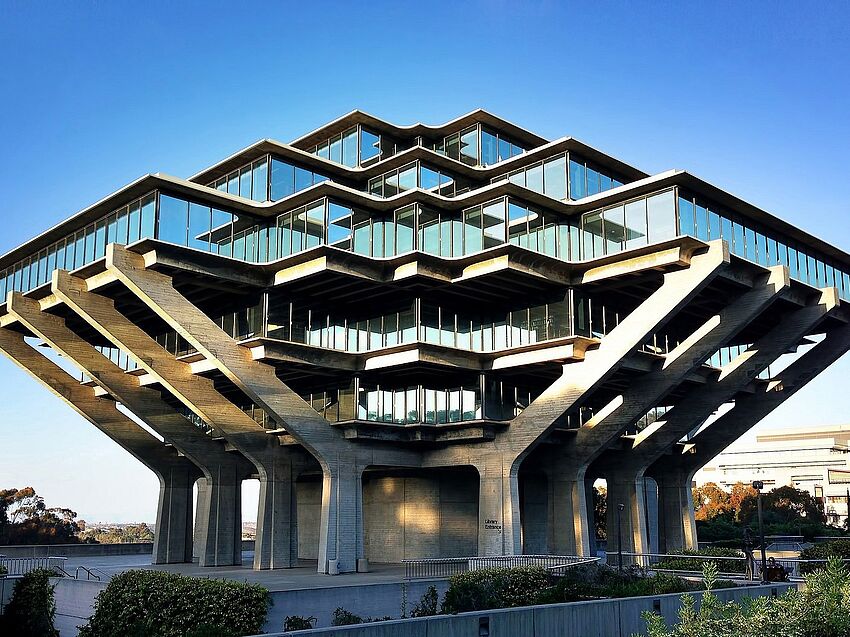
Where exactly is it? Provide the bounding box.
[753,480,767,582]
[617,503,625,572]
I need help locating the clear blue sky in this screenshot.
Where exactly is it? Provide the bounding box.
[0,1,848,523]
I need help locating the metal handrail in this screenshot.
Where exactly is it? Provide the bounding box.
[0,555,68,576]
[403,554,595,580]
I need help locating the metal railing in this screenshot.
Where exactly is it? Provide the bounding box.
[0,555,68,576]
[606,551,850,582]
[403,554,598,580]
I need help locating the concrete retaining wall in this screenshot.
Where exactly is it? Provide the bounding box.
[258,583,796,637]
[51,577,107,636]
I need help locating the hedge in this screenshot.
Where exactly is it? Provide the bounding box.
[652,548,747,574]
[77,570,270,637]
[799,538,850,574]
[0,568,59,637]
[441,565,549,613]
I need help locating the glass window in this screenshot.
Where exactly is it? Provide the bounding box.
[744,227,756,261]
[695,203,709,240]
[341,128,358,167]
[586,167,600,196]
[330,136,342,164]
[569,159,586,200]
[420,166,440,191]
[188,202,211,251]
[526,164,543,193]
[481,129,498,166]
[396,206,415,254]
[708,210,721,240]
[678,197,694,236]
[397,164,417,191]
[295,167,313,192]
[543,155,567,200]
[733,223,745,257]
[328,202,352,248]
[647,191,676,243]
[603,205,625,254]
[582,211,604,259]
[464,206,483,254]
[271,159,295,200]
[251,158,268,201]
[84,224,96,263]
[360,128,381,163]
[157,195,189,246]
[482,199,506,248]
[459,127,479,166]
[624,198,648,250]
[140,194,156,239]
[128,201,141,244]
[239,167,252,199]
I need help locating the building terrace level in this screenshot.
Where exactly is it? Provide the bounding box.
[1,110,848,574]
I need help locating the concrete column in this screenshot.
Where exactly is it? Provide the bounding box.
[193,477,209,560]
[605,470,651,556]
[317,459,364,574]
[476,455,522,556]
[153,464,197,564]
[195,465,243,567]
[653,469,698,553]
[254,457,300,570]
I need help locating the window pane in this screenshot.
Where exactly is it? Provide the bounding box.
[342,128,358,167]
[481,129,498,166]
[360,129,380,163]
[128,201,141,243]
[140,194,156,239]
[396,206,415,254]
[678,197,694,236]
[271,159,295,200]
[459,127,478,166]
[157,195,189,246]
[464,206,483,254]
[569,159,586,199]
[647,191,676,243]
[239,167,252,198]
[543,156,567,200]
[582,211,604,259]
[603,205,625,254]
[624,199,648,250]
[295,167,313,193]
[251,158,268,201]
[482,199,506,248]
[188,202,212,251]
[526,164,543,193]
[330,136,342,164]
[398,164,417,191]
[420,166,440,191]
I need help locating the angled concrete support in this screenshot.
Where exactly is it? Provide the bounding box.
[599,286,840,554]
[52,268,308,570]
[438,241,730,556]
[541,265,788,555]
[0,325,201,564]
[101,246,419,573]
[6,292,249,567]
[648,322,850,551]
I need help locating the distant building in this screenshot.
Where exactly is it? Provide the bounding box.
[695,426,850,527]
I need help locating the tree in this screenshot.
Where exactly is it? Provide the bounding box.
[692,482,732,521]
[593,485,607,540]
[0,487,82,545]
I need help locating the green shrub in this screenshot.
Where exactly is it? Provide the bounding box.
[329,607,391,626]
[441,565,549,613]
[799,538,850,574]
[77,570,270,637]
[0,568,59,637]
[410,585,439,617]
[643,558,850,637]
[0,564,6,576]
[653,547,747,574]
[283,615,316,630]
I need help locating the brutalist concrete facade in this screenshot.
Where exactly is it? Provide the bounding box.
[1,110,849,573]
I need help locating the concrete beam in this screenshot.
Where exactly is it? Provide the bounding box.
[0,324,201,564]
[51,269,313,570]
[6,292,249,567]
[538,265,788,555]
[428,240,731,557]
[104,245,418,574]
[598,286,840,554]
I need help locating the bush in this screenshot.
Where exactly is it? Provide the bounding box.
[653,547,747,574]
[799,538,850,574]
[77,570,270,637]
[283,615,316,630]
[410,585,439,617]
[643,558,850,637]
[0,568,59,637]
[0,564,6,576]
[441,566,549,613]
[330,607,391,626]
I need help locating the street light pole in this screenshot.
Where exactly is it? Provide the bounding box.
[617,503,625,572]
[753,481,767,583]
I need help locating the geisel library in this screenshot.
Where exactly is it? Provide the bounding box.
[2,110,850,574]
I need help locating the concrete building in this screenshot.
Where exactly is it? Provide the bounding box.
[1,109,849,573]
[696,425,850,527]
